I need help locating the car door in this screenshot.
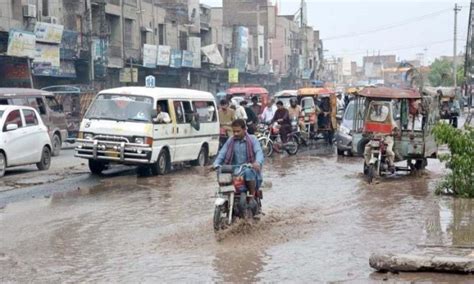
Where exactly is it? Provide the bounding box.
[21,108,44,163]
[2,109,27,166]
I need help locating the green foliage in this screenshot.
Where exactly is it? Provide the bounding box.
[433,123,474,197]
[428,59,465,87]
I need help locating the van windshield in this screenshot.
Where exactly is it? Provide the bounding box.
[85,94,153,123]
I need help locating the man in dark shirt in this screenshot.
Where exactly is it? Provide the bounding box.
[271,101,291,143]
[240,101,258,134]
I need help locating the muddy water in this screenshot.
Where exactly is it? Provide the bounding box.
[1,150,473,282]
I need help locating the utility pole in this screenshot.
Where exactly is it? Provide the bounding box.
[454,3,461,90]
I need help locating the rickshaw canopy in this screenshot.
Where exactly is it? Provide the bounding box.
[226,86,269,96]
[359,87,421,100]
[297,87,335,97]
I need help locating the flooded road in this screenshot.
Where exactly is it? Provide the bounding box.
[1,148,473,282]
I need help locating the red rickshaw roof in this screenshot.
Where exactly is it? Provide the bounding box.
[359,87,421,99]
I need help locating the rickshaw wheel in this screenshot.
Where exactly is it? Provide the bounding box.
[367,165,375,184]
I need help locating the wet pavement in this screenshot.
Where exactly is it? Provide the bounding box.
[1,147,473,282]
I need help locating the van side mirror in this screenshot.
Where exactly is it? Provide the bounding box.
[6,124,18,131]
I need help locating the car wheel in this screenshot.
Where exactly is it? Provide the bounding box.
[0,152,6,177]
[191,146,208,167]
[151,149,170,175]
[51,134,61,156]
[36,146,51,171]
[88,159,106,175]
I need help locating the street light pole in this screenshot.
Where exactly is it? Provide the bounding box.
[454,3,461,90]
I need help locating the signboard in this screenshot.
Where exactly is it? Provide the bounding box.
[145,75,156,88]
[157,45,171,66]
[60,30,79,60]
[32,43,60,76]
[170,49,182,68]
[201,44,224,65]
[187,37,201,68]
[182,51,194,68]
[229,68,239,83]
[57,60,76,78]
[92,38,108,79]
[34,22,64,44]
[0,57,31,87]
[143,44,157,68]
[7,30,36,58]
[119,68,138,83]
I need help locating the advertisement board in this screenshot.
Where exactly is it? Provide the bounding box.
[7,30,36,58]
[34,22,64,44]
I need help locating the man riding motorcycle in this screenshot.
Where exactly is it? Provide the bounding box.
[288,98,305,132]
[212,119,264,210]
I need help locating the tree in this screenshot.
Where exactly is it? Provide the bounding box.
[428,58,465,87]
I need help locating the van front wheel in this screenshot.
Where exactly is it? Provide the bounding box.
[151,150,170,175]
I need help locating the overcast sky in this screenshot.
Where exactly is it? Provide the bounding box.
[200,0,471,65]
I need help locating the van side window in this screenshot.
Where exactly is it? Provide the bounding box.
[173,101,185,123]
[45,96,62,112]
[193,101,217,123]
[0,99,8,105]
[4,110,23,131]
[23,109,39,126]
[36,98,47,115]
[182,101,193,123]
[9,98,26,105]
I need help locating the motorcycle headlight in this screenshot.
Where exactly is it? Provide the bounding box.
[339,125,351,135]
[134,137,145,144]
[84,133,94,140]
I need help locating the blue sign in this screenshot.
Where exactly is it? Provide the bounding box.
[145,75,155,88]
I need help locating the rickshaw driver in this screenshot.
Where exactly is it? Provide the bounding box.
[364,104,399,173]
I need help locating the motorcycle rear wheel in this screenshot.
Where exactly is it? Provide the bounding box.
[286,135,299,155]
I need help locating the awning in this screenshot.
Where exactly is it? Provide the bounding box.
[201,44,224,65]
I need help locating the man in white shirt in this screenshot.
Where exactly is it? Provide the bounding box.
[234,101,248,120]
[260,99,277,124]
[154,104,171,123]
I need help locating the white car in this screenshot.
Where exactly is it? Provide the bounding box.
[0,105,52,177]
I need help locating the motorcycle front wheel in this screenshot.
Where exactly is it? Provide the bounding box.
[286,135,299,155]
[367,164,375,184]
[213,205,226,232]
[259,137,274,157]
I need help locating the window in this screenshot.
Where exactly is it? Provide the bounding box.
[0,99,8,105]
[193,101,216,123]
[27,97,47,115]
[158,24,165,45]
[182,101,193,123]
[45,96,62,112]
[23,109,39,126]
[42,0,49,16]
[259,46,263,59]
[4,110,23,131]
[11,0,22,18]
[124,19,134,48]
[174,101,185,124]
[179,31,187,50]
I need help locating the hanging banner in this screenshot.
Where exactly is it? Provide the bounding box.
[182,51,194,68]
[34,22,64,44]
[187,37,201,68]
[228,68,239,83]
[201,44,224,65]
[32,43,60,76]
[143,44,157,68]
[170,49,182,68]
[119,68,138,83]
[60,30,79,60]
[157,45,171,66]
[7,30,36,58]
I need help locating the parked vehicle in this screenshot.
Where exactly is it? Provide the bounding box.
[0,88,68,156]
[425,87,460,128]
[226,86,269,114]
[351,87,440,183]
[336,100,357,155]
[75,87,219,175]
[41,85,96,140]
[213,164,262,231]
[0,105,52,177]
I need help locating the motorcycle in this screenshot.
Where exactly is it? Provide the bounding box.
[256,122,299,157]
[213,164,262,232]
[364,136,391,184]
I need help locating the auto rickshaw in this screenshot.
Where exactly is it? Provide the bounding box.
[274,90,297,108]
[296,87,338,144]
[226,85,269,115]
[351,86,439,183]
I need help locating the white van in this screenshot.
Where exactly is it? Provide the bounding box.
[75,87,219,175]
